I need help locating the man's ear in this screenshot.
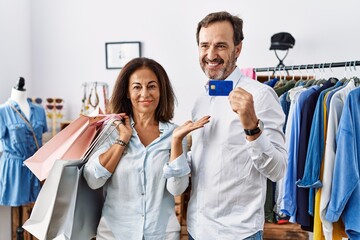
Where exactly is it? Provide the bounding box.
[235,42,242,59]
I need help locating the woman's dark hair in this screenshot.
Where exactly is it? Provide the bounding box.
[108,57,176,122]
[196,11,244,46]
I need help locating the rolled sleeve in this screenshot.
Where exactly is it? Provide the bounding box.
[93,158,112,179]
[246,133,272,158]
[83,146,112,189]
[163,153,190,179]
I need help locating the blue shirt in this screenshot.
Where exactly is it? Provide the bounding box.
[325,87,360,239]
[282,86,319,220]
[0,99,47,206]
[84,118,189,240]
[296,80,336,229]
[263,77,279,87]
[279,92,291,133]
[296,80,342,215]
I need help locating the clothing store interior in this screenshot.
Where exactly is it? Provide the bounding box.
[1,1,359,240]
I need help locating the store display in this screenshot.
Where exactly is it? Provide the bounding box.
[81,82,109,115]
[44,97,64,137]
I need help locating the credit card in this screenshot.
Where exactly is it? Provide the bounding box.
[209,80,233,96]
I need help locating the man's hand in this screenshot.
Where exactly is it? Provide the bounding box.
[228,87,258,130]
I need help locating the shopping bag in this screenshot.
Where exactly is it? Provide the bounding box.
[23,160,103,240]
[23,118,120,240]
[24,113,107,181]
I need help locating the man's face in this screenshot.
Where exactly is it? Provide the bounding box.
[198,21,242,80]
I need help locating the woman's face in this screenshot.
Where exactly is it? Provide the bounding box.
[128,67,160,116]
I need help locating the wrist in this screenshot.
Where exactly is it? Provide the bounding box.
[115,138,129,147]
[245,131,262,141]
[119,134,131,143]
[244,119,264,136]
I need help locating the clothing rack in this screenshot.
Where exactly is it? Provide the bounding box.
[254,60,360,73]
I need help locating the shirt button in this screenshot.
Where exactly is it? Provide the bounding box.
[142,214,144,217]
[141,193,144,195]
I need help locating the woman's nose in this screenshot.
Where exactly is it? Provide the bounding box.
[140,87,149,96]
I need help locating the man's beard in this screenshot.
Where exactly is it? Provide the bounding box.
[201,53,237,80]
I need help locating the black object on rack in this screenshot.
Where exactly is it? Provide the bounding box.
[254,60,360,73]
[269,32,295,75]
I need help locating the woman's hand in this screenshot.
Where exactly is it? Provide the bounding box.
[116,113,132,143]
[173,116,211,141]
[99,113,132,173]
[170,116,210,162]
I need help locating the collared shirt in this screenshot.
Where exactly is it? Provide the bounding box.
[168,67,287,239]
[325,87,360,239]
[83,118,189,240]
[296,79,337,229]
[296,80,341,215]
[0,99,47,206]
[320,80,356,239]
[282,86,319,222]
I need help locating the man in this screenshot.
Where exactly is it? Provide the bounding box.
[165,11,287,240]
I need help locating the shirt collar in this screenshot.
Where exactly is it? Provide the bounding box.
[7,98,35,110]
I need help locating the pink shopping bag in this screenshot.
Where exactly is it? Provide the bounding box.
[24,114,107,181]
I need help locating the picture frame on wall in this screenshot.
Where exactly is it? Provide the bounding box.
[105,41,141,69]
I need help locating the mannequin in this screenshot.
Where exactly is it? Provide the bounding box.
[0,77,48,240]
[10,77,30,119]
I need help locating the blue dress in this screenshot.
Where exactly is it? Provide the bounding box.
[0,99,47,206]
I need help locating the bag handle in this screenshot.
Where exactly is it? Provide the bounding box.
[8,102,40,150]
[81,116,123,162]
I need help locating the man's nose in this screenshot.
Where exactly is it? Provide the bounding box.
[207,46,218,60]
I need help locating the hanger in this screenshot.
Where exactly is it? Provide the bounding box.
[291,65,295,81]
[304,65,316,87]
[351,61,360,86]
[340,62,349,83]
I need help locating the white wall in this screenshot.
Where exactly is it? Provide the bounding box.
[0,0,32,100]
[1,0,360,124]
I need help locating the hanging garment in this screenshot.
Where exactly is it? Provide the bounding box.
[296,79,342,214]
[325,87,360,240]
[0,99,47,206]
[320,80,356,240]
[240,67,256,79]
[282,85,319,223]
[296,79,337,230]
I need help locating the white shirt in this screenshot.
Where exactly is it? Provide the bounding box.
[178,67,287,239]
[84,118,189,240]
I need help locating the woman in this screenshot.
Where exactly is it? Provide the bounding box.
[83,57,209,240]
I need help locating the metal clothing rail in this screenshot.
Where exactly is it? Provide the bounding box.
[254,60,360,73]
